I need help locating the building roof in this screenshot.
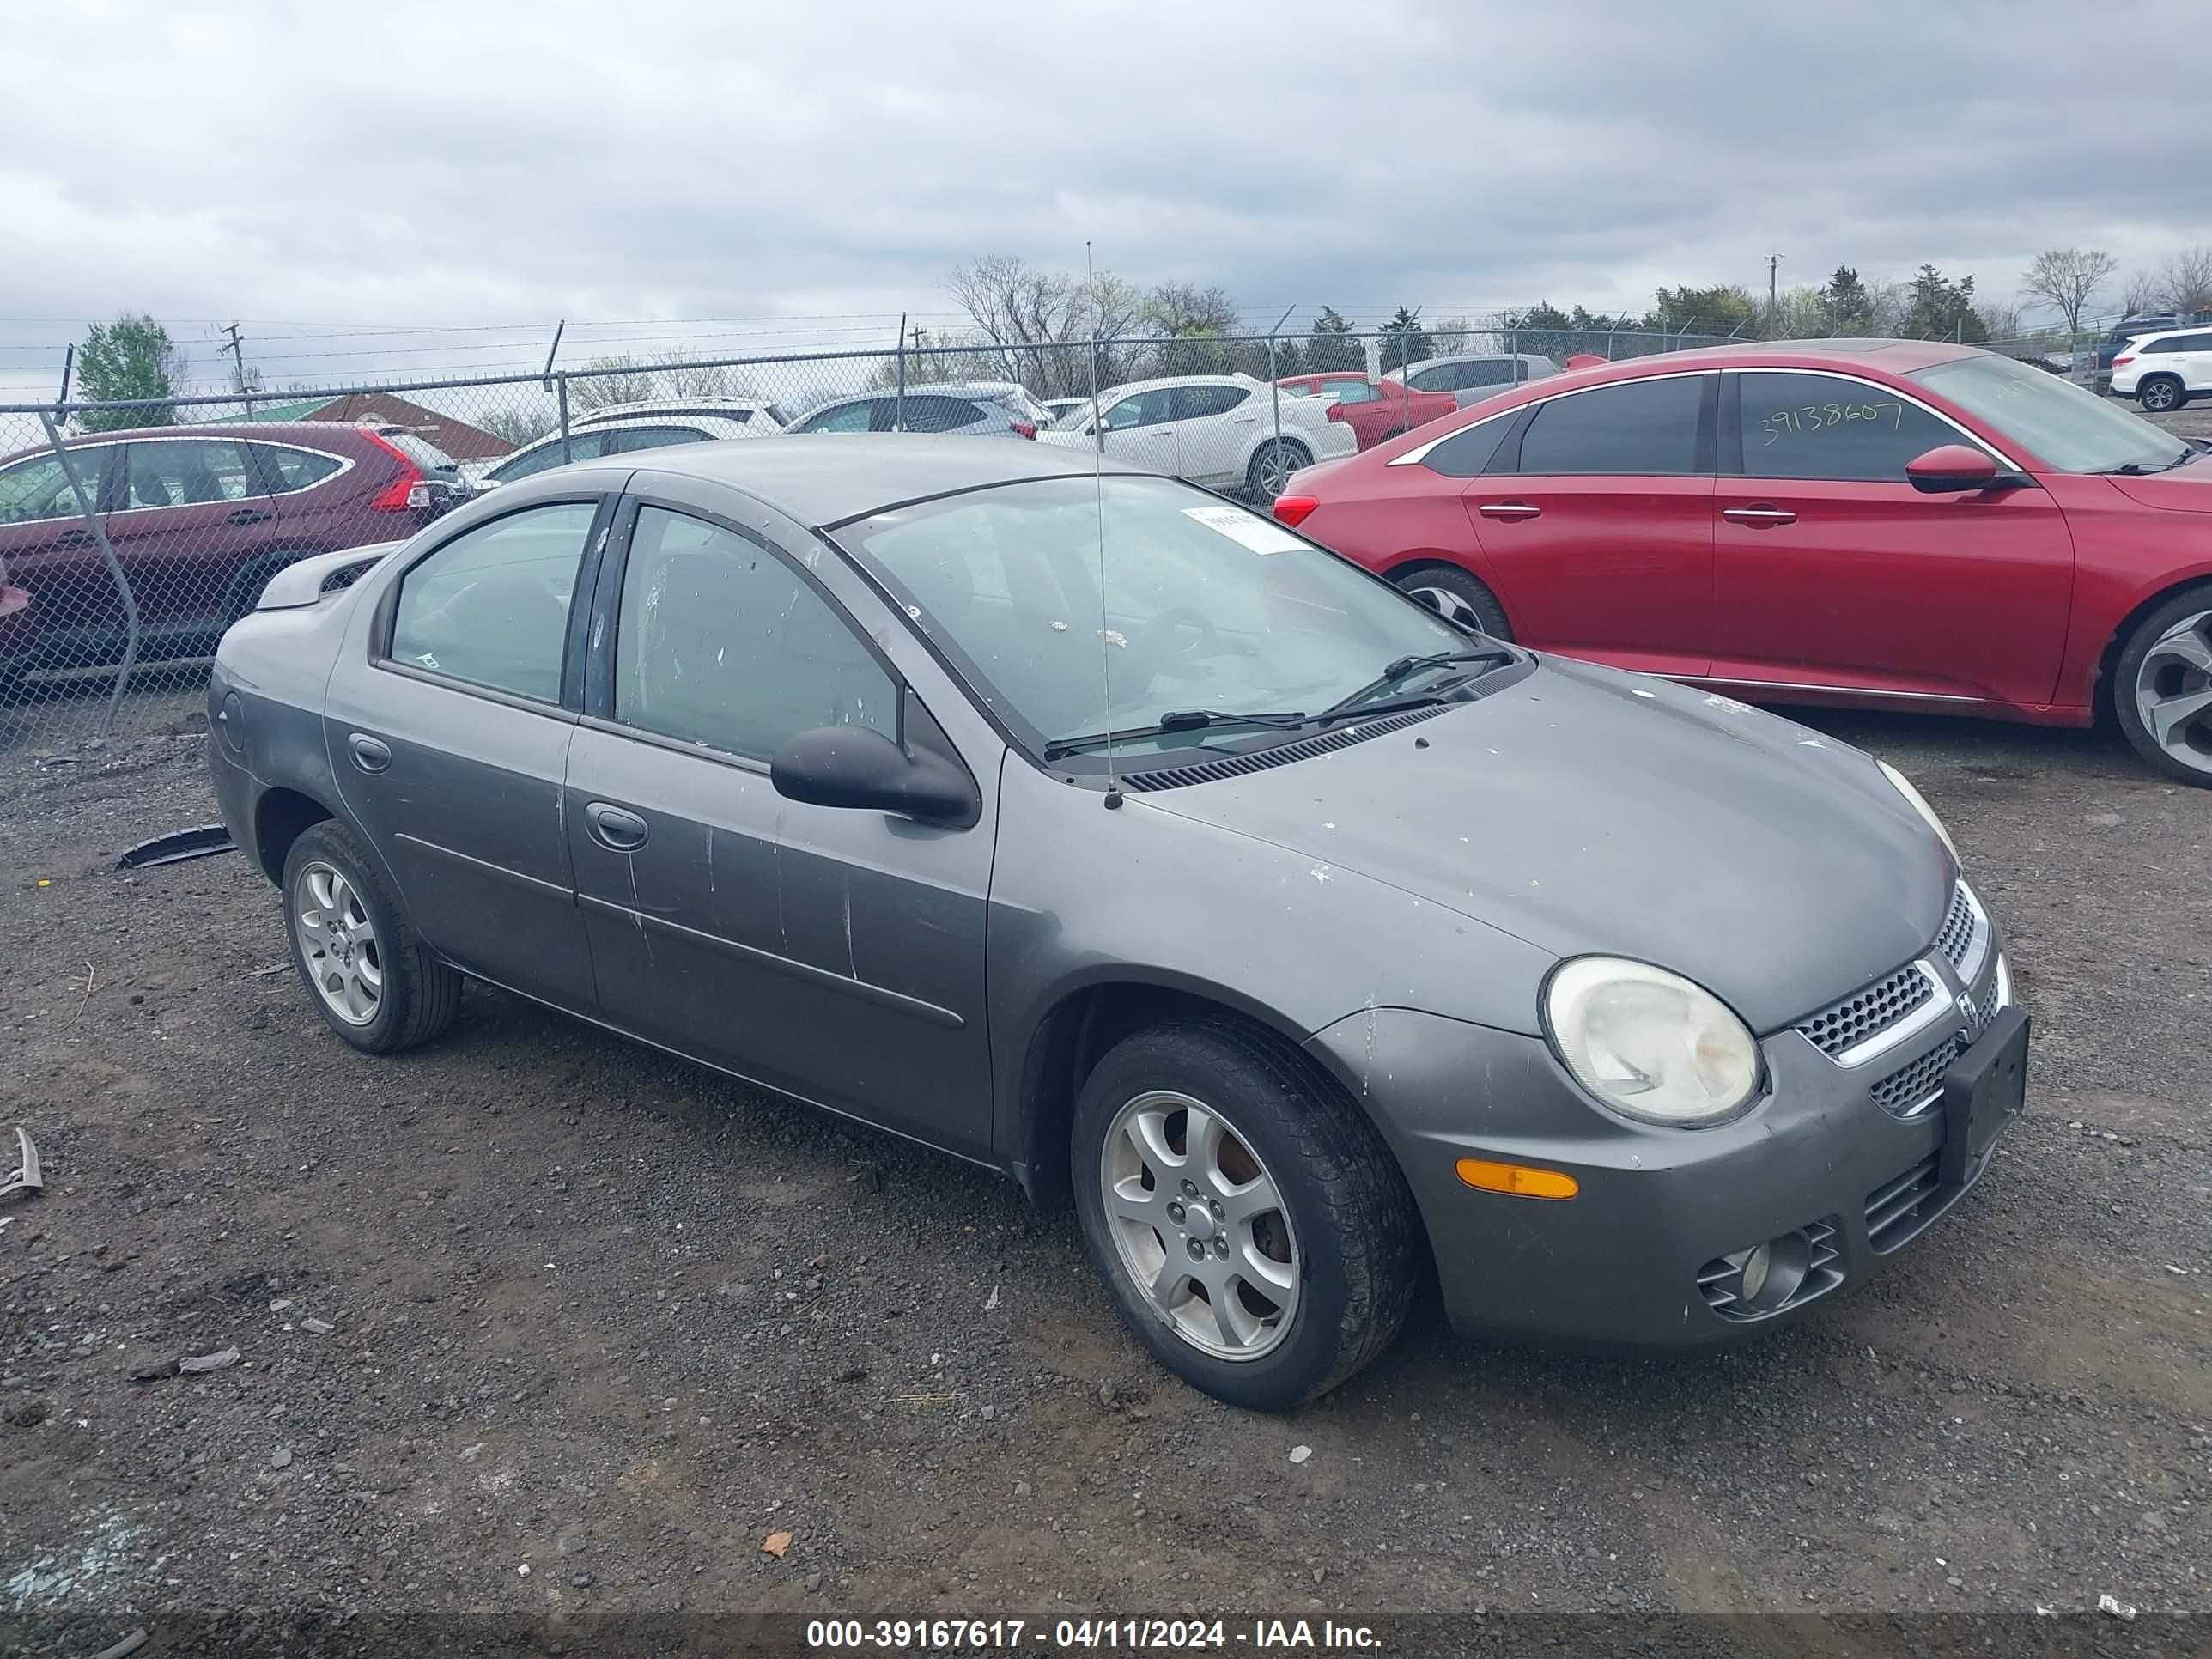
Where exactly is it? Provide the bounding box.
[204,391,515,459]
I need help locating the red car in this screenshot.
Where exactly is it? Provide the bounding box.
[1274,372,1458,453]
[1273,340,2212,785]
[0,421,466,694]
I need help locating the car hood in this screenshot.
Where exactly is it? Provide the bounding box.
[2109,459,2212,512]
[1138,655,1954,1033]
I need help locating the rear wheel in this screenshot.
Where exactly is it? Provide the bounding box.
[1246,440,1311,504]
[1392,564,1513,640]
[2112,586,2212,785]
[1071,1019,1419,1410]
[2138,375,2186,413]
[283,820,462,1052]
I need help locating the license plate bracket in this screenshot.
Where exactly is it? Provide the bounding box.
[1939,1005,2030,1188]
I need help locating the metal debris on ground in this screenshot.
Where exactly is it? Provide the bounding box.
[178,1346,240,1375]
[1,1127,41,1202]
[2099,1594,2138,1620]
[114,824,237,869]
[87,1631,149,1659]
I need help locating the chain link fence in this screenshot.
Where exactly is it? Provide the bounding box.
[0,325,1734,769]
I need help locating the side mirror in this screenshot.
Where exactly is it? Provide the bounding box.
[1906,444,2014,494]
[770,722,980,828]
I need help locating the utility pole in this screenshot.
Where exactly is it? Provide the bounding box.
[1765,254,1782,337]
[220,321,253,415]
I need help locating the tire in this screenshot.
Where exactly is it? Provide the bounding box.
[1071,1018,1419,1411]
[281,820,462,1052]
[2138,375,2186,414]
[1391,563,1514,641]
[2111,583,2212,786]
[1245,439,1311,504]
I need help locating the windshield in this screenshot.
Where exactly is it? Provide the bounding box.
[837,475,1480,763]
[1909,355,2185,474]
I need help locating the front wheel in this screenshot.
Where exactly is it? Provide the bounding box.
[2138,376,2186,414]
[2112,586,2212,785]
[1246,440,1310,503]
[282,820,462,1051]
[1071,1020,1419,1410]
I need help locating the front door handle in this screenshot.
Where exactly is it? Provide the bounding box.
[585,801,649,851]
[347,732,392,773]
[1477,501,1541,521]
[1723,505,1798,526]
[227,507,274,526]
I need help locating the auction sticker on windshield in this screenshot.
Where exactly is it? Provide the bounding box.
[1182,504,1304,554]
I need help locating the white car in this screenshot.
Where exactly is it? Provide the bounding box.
[1383,352,1561,408]
[2110,326,2212,413]
[1036,374,1356,501]
[465,399,784,489]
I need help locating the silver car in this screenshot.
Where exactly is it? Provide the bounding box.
[786,383,1051,438]
[1386,351,1563,408]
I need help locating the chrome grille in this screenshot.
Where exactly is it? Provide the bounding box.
[1795,963,1935,1060]
[1865,1153,1942,1252]
[1869,1035,1960,1116]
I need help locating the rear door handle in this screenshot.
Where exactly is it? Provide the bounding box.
[1477,501,1541,521]
[347,732,392,773]
[227,507,274,526]
[1723,505,1797,526]
[585,801,649,851]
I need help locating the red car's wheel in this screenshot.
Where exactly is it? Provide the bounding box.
[1393,564,1513,641]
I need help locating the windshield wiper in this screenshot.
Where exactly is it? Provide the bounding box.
[1043,708,1309,760]
[2101,450,2196,475]
[1317,647,1514,722]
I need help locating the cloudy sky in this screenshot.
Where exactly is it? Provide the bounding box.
[2,0,2204,401]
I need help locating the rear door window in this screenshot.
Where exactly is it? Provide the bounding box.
[601,424,714,454]
[123,440,258,509]
[388,501,599,702]
[899,396,984,433]
[1174,386,1250,420]
[1734,371,1977,483]
[1516,375,1706,476]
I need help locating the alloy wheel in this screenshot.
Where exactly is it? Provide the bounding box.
[1099,1090,1301,1361]
[2142,379,2182,413]
[2135,607,2212,775]
[295,860,384,1026]
[1255,444,1302,501]
[1408,584,1484,630]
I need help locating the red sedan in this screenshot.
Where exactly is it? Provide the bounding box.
[1274,372,1458,453]
[1274,340,2212,785]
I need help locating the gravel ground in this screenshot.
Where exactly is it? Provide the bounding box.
[0,653,2208,1650]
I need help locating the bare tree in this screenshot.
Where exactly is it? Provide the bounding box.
[945,255,1150,396]
[567,355,660,410]
[2160,246,2212,313]
[1978,301,2022,343]
[2120,270,2162,316]
[2020,247,2118,337]
[1430,315,1472,355]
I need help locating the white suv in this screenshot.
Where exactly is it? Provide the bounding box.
[1036,374,1355,501]
[2111,328,2212,413]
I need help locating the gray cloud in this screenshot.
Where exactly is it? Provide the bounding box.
[1,0,2203,399]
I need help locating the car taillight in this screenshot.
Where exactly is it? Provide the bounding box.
[2112,354,2135,368]
[1326,404,1345,421]
[363,432,426,512]
[1273,495,1318,528]
[1012,422,1038,440]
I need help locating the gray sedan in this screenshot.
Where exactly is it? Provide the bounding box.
[208,438,2026,1409]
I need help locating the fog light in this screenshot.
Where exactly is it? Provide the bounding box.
[1739,1242,1771,1303]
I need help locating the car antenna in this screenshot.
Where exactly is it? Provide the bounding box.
[1088,249,1122,811]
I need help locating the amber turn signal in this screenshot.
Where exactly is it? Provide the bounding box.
[1455,1158,1579,1200]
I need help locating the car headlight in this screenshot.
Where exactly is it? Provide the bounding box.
[1876,759,1958,862]
[1543,957,1763,1127]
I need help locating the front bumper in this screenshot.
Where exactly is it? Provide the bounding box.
[1305,886,2018,1349]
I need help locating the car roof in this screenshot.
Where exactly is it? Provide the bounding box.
[626,433,1156,527]
[1475,338,1984,386]
[19,421,380,451]
[1093,373,1265,398]
[574,398,776,422]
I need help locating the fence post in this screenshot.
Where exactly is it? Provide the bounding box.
[896,312,908,434]
[40,411,139,741]
[556,374,572,465]
[1266,304,1293,468]
[1510,327,1522,384]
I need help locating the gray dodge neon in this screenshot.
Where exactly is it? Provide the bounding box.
[208,436,2026,1410]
